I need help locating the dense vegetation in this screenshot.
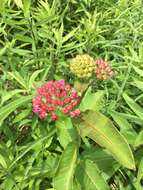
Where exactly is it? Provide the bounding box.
[1,0,143,189]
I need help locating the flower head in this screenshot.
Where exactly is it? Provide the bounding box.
[32,80,80,121]
[70,54,95,78]
[95,59,113,80]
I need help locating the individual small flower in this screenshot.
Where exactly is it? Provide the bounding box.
[95,59,113,80]
[70,54,95,78]
[32,80,81,121]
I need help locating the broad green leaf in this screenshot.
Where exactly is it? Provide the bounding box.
[0,95,33,126]
[75,111,135,169]
[137,158,143,190]
[56,117,78,148]
[123,93,143,119]
[53,143,78,190]
[76,160,110,190]
[82,147,119,180]
[80,87,104,112]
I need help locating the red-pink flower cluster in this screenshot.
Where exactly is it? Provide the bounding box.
[95,59,113,80]
[32,80,80,121]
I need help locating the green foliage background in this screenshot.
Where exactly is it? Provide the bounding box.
[1,0,143,189]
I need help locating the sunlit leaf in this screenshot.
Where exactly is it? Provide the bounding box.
[75,111,135,169]
[53,142,78,190]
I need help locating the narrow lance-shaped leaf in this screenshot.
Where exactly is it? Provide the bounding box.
[74,111,135,169]
[109,110,133,131]
[53,142,78,190]
[8,72,28,90]
[132,65,143,77]
[123,93,143,119]
[0,95,33,126]
[23,0,31,18]
[137,158,143,190]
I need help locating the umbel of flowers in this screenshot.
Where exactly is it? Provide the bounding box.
[70,54,95,78]
[70,54,113,80]
[32,80,80,121]
[95,59,113,80]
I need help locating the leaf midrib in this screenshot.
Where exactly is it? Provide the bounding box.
[64,146,77,190]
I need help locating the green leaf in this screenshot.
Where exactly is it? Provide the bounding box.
[75,111,135,169]
[15,34,33,43]
[56,117,78,148]
[137,158,143,190]
[80,87,104,112]
[53,142,78,190]
[0,153,7,168]
[132,65,143,77]
[28,69,43,90]
[23,0,31,18]
[9,127,56,170]
[3,178,15,190]
[132,78,143,91]
[123,93,143,119]
[76,160,110,190]
[0,89,24,105]
[135,130,143,148]
[13,108,31,123]
[109,110,133,131]
[0,0,7,13]
[8,72,28,90]
[0,95,33,126]
[82,147,119,180]
[73,178,81,190]
[62,28,77,43]
[109,110,137,145]
[14,0,23,8]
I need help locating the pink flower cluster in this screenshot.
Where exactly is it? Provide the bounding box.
[32,80,80,121]
[95,59,113,80]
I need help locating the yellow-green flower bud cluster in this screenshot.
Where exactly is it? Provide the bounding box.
[70,54,95,78]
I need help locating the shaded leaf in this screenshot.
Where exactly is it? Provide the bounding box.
[0,95,33,126]
[137,158,143,190]
[123,93,143,119]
